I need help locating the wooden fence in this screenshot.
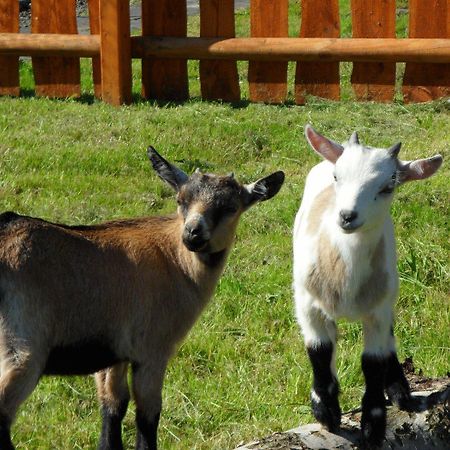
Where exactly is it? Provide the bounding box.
[0,0,449,105]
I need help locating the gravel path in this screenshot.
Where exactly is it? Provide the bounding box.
[19,0,249,34]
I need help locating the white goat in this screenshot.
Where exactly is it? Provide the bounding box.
[0,147,284,450]
[293,125,443,446]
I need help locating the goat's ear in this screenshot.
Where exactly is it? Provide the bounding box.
[243,171,285,208]
[147,146,189,191]
[305,124,344,164]
[398,155,443,183]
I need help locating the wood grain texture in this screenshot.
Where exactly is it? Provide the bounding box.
[31,0,80,98]
[88,0,101,98]
[351,0,396,102]
[130,36,450,63]
[199,0,240,102]
[403,0,450,102]
[248,0,288,104]
[0,0,19,96]
[100,0,132,105]
[295,0,340,104]
[141,0,188,101]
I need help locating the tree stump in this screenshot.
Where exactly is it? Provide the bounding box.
[235,368,449,449]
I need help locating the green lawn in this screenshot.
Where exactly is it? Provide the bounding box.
[0,2,449,450]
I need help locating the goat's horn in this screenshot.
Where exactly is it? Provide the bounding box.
[349,131,359,145]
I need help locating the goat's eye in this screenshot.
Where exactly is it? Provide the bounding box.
[333,174,337,182]
[379,186,394,195]
[223,206,238,215]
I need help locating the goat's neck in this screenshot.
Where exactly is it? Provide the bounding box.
[168,222,230,300]
[326,216,387,263]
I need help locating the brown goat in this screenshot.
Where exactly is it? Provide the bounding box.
[0,147,285,450]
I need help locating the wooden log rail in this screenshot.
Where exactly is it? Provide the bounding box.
[1,35,449,64]
[130,37,450,63]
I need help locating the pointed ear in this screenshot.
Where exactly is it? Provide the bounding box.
[147,146,189,191]
[398,155,443,183]
[243,171,285,208]
[305,124,344,164]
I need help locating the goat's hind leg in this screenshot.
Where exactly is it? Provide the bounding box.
[0,346,43,450]
[297,303,341,432]
[95,362,130,450]
[361,314,395,447]
[384,326,413,410]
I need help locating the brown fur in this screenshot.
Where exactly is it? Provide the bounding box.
[306,232,347,312]
[357,237,388,308]
[306,185,334,234]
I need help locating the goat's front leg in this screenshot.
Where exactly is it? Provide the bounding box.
[132,358,168,450]
[361,313,393,447]
[95,362,130,450]
[297,302,341,432]
[384,326,412,410]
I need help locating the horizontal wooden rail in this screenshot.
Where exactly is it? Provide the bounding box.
[0,33,100,57]
[1,35,449,65]
[131,37,450,63]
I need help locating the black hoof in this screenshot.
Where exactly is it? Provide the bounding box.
[361,407,386,448]
[311,390,341,432]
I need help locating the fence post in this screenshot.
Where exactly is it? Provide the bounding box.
[141,0,188,101]
[88,0,101,98]
[0,0,19,96]
[248,0,288,104]
[403,0,450,102]
[32,0,80,98]
[100,0,132,105]
[295,0,340,104]
[199,0,240,102]
[351,0,396,102]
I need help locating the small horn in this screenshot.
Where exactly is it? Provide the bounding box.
[227,172,235,179]
[349,131,359,145]
[388,142,402,158]
[194,167,201,174]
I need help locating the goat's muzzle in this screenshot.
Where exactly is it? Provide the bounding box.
[182,223,210,252]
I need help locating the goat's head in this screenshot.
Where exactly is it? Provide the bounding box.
[305,125,443,233]
[148,147,285,253]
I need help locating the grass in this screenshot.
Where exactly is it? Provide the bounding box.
[0,2,449,449]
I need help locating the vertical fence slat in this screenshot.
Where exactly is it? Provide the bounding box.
[403,0,450,102]
[99,0,132,105]
[0,0,19,96]
[141,0,188,101]
[88,0,101,98]
[199,0,240,102]
[295,0,340,105]
[248,0,288,104]
[351,0,396,102]
[31,0,80,98]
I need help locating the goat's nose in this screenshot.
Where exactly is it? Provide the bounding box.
[185,223,202,238]
[340,210,358,224]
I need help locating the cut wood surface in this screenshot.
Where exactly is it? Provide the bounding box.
[295,0,340,104]
[351,0,396,102]
[235,370,450,450]
[0,0,19,96]
[199,0,240,102]
[141,0,188,101]
[31,0,80,98]
[403,0,450,102]
[248,0,288,104]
